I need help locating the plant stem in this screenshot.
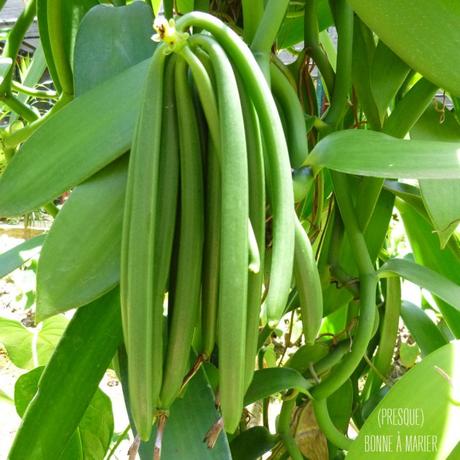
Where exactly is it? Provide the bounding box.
[47,0,74,97]
[0,0,37,94]
[312,398,352,450]
[304,0,335,96]
[241,0,264,44]
[251,0,290,78]
[106,424,131,459]
[277,399,303,460]
[362,277,401,399]
[1,93,39,122]
[355,78,438,233]
[12,81,58,99]
[311,172,377,400]
[4,93,71,149]
[324,0,353,128]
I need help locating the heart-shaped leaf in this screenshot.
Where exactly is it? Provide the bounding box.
[0,315,67,369]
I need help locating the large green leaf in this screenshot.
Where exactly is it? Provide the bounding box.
[8,289,122,460]
[379,258,460,313]
[0,315,68,369]
[244,368,313,406]
[348,341,460,459]
[74,2,155,96]
[307,130,460,179]
[34,1,156,319]
[0,58,148,217]
[397,199,460,338]
[0,234,45,279]
[347,0,460,96]
[401,301,448,357]
[15,367,114,460]
[411,106,460,247]
[36,157,127,320]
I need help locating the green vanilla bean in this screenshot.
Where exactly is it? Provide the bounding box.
[237,74,266,391]
[201,138,221,359]
[187,34,249,434]
[294,216,323,345]
[120,43,167,440]
[176,12,295,329]
[160,56,205,409]
[270,62,308,168]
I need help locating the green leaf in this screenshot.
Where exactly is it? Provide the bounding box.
[285,341,331,374]
[15,367,114,460]
[347,0,460,96]
[120,358,232,460]
[8,289,122,460]
[230,427,278,460]
[14,367,44,417]
[327,380,353,458]
[401,301,448,356]
[244,368,312,406]
[176,0,194,14]
[399,341,420,368]
[307,130,460,179]
[448,442,460,460]
[0,315,67,369]
[0,59,148,217]
[277,0,333,49]
[74,2,155,96]
[34,1,156,319]
[151,0,162,15]
[73,388,114,460]
[411,106,460,247]
[379,258,460,313]
[0,318,32,368]
[35,315,69,364]
[0,57,13,84]
[397,199,460,338]
[348,341,460,459]
[370,41,410,122]
[0,234,45,279]
[37,157,128,319]
[384,181,427,218]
